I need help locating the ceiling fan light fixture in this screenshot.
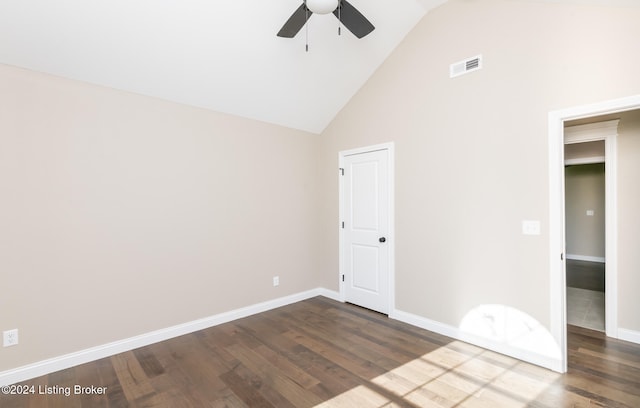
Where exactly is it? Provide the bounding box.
[305,0,339,15]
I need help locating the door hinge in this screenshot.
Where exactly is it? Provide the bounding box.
[341,221,344,229]
[561,253,564,261]
[342,275,345,282]
[339,168,344,176]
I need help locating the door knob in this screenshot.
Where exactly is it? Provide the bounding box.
[379,237,386,243]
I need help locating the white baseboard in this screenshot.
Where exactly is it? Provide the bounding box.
[317,287,341,302]
[566,254,605,263]
[2,288,575,386]
[0,288,339,387]
[390,309,564,373]
[618,328,640,345]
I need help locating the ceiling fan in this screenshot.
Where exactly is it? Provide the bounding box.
[277,0,375,39]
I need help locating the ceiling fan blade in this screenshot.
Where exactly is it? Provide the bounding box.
[277,4,312,38]
[333,0,375,39]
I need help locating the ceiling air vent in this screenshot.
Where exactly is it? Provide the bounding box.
[450,55,482,78]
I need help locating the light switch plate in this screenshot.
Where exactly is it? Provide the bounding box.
[586,210,595,216]
[522,220,541,235]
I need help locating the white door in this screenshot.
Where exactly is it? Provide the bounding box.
[341,147,391,314]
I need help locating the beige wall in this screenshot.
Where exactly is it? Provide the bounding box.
[564,163,605,259]
[319,0,640,344]
[0,65,321,371]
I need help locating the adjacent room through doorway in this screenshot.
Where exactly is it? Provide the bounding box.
[564,141,606,332]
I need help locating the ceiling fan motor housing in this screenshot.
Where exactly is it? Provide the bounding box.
[305,0,339,14]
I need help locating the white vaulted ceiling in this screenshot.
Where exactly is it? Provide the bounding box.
[0,0,448,133]
[3,0,639,133]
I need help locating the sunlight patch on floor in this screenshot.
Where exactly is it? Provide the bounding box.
[313,385,389,407]
[313,340,560,407]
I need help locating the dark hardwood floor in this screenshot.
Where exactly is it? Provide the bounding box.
[566,259,605,292]
[2,297,639,407]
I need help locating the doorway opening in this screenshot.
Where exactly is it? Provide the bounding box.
[564,140,606,332]
[562,119,618,341]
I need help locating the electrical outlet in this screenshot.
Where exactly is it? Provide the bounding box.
[273,276,280,287]
[3,329,19,347]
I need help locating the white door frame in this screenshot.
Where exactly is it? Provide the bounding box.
[339,142,395,313]
[549,94,640,373]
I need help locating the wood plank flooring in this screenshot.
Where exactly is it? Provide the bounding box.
[566,260,605,292]
[2,297,639,407]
